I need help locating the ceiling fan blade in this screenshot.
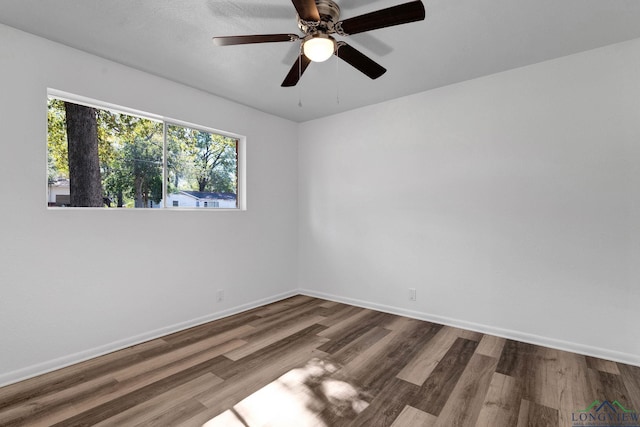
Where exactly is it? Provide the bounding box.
[282,54,312,87]
[335,42,386,80]
[336,1,425,36]
[213,34,299,46]
[291,0,321,22]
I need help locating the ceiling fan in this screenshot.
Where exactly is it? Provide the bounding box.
[212,0,426,87]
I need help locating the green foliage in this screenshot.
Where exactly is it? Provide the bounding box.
[47,98,236,208]
[47,99,68,181]
[167,124,237,194]
[97,109,163,207]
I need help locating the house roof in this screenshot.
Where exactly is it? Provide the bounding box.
[48,178,70,188]
[180,191,236,201]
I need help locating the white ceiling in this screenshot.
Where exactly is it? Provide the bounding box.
[2,0,640,122]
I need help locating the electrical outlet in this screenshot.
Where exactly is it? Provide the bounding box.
[409,288,416,301]
[217,289,224,302]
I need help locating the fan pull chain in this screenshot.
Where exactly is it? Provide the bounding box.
[335,52,340,104]
[298,47,303,108]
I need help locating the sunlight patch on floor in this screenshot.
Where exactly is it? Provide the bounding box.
[203,358,369,427]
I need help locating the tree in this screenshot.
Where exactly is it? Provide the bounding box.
[128,136,163,207]
[64,102,103,207]
[98,110,163,207]
[167,125,237,194]
[47,99,68,182]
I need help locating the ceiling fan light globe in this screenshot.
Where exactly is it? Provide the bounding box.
[303,35,336,62]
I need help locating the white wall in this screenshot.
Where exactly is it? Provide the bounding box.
[299,38,640,365]
[0,24,299,386]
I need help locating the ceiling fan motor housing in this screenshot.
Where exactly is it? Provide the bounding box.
[298,0,341,34]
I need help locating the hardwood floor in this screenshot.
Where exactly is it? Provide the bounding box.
[1,295,639,426]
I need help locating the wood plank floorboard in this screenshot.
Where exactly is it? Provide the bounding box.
[317,305,365,327]
[516,399,559,427]
[475,334,506,359]
[586,368,634,407]
[1,296,639,427]
[347,378,419,427]
[0,339,167,413]
[327,326,392,366]
[224,314,326,361]
[411,337,478,416]
[316,312,394,355]
[619,363,640,406]
[554,349,592,427]
[586,355,621,375]
[92,373,218,427]
[433,352,497,427]
[188,347,331,426]
[389,405,437,427]
[475,372,522,427]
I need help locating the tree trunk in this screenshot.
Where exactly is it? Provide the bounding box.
[198,178,206,192]
[116,189,124,208]
[65,102,103,207]
[134,175,145,208]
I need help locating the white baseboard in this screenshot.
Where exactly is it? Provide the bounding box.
[298,288,640,367]
[0,290,298,388]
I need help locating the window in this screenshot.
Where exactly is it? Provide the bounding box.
[47,92,242,209]
[166,123,238,209]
